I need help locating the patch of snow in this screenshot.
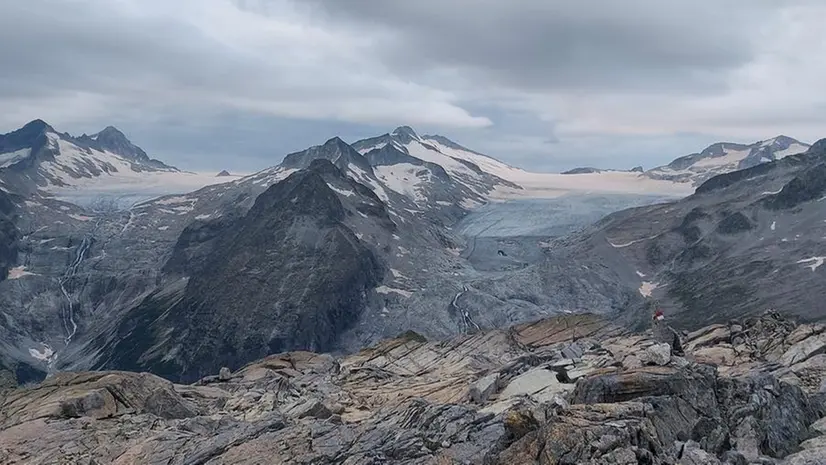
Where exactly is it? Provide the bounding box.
[357,142,388,154]
[390,268,406,279]
[776,143,809,158]
[374,163,429,203]
[693,148,751,169]
[7,266,36,279]
[375,286,413,298]
[326,183,355,197]
[763,189,783,195]
[636,271,646,278]
[28,344,55,362]
[155,196,193,205]
[405,140,479,180]
[158,226,170,231]
[172,205,194,214]
[798,257,826,272]
[422,138,524,181]
[639,281,659,297]
[195,214,212,220]
[0,148,32,168]
[347,163,389,202]
[68,214,92,221]
[771,221,777,231]
[460,198,482,209]
[609,234,659,248]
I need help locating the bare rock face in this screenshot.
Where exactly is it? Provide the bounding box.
[2,312,826,464]
[1,371,200,426]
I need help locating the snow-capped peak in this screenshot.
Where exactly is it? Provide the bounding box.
[391,126,420,141]
[0,120,197,205]
[645,136,811,186]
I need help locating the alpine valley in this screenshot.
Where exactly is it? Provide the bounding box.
[0,119,821,391]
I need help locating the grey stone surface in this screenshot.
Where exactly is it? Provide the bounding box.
[1,313,825,464]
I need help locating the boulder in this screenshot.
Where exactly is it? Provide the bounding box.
[498,367,572,404]
[694,345,738,366]
[680,440,723,465]
[640,343,672,366]
[469,372,500,404]
[780,334,826,366]
[1,372,199,427]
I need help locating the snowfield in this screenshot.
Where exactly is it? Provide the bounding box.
[47,170,240,209]
[490,171,693,199]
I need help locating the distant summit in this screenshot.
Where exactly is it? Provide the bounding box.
[0,120,178,195]
[645,135,810,186]
[562,167,603,175]
[216,170,231,177]
[562,166,645,175]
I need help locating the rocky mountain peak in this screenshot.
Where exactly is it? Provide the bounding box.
[388,126,421,145]
[19,119,53,135]
[392,125,419,139]
[282,136,374,176]
[646,135,811,186]
[0,120,53,154]
[89,125,150,162]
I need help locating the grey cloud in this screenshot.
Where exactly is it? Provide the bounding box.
[0,1,490,130]
[301,0,770,94]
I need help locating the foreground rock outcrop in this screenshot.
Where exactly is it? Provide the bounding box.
[2,312,826,464]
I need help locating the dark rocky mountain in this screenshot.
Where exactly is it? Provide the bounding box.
[0,189,19,283]
[645,135,810,186]
[216,170,231,177]
[282,136,373,176]
[96,160,388,382]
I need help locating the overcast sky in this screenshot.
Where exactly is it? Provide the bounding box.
[1,0,824,173]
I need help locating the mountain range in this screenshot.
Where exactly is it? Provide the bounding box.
[0,119,823,388]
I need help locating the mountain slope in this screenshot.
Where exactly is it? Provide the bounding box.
[0,190,19,283]
[94,160,399,380]
[516,139,826,330]
[645,135,810,186]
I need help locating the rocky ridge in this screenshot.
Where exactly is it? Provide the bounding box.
[3,311,826,464]
[645,135,810,187]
